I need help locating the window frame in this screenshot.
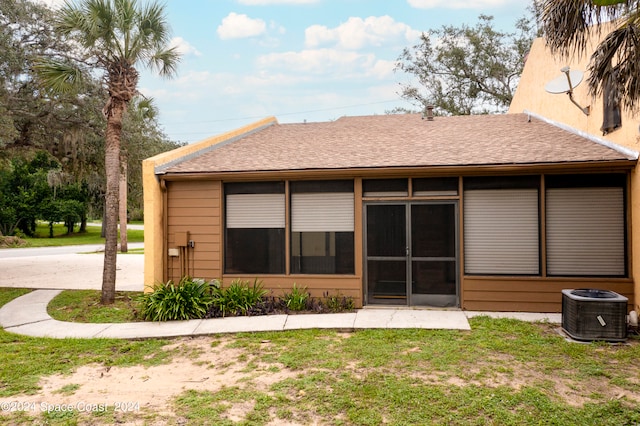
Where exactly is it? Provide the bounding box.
[290,180,355,275]
[545,174,627,278]
[224,182,286,274]
[463,176,541,276]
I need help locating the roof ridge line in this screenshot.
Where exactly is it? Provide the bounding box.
[523,110,639,160]
[155,117,278,175]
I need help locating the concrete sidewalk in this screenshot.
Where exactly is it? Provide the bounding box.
[0,289,561,340]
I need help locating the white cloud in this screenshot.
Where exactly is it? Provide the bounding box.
[170,37,202,57]
[370,59,396,79]
[238,0,319,4]
[407,0,510,9]
[252,21,287,48]
[270,21,287,35]
[256,48,393,79]
[217,12,267,40]
[141,60,406,142]
[305,16,420,50]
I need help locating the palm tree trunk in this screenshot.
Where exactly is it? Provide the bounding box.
[119,158,128,253]
[101,104,124,305]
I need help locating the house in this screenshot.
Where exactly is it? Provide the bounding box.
[142,111,636,312]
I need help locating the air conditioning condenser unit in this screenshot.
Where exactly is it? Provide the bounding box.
[562,289,627,342]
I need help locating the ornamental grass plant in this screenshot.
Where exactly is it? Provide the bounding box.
[282,283,310,311]
[209,278,267,317]
[138,277,216,321]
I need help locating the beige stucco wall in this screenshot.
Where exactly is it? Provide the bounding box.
[142,117,278,291]
[509,33,640,312]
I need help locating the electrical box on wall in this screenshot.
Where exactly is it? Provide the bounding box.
[168,248,179,257]
[175,232,189,247]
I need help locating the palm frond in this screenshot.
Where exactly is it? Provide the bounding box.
[89,0,120,57]
[147,46,180,78]
[129,96,158,120]
[33,59,86,94]
[541,0,598,57]
[49,0,180,99]
[540,0,628,58]
[126,1,172,61]
[140,0,172,44]
[589,19,640,111]
[113,0,137,55]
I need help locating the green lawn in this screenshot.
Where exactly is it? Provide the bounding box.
[47,290,144,323]
[0,288,171,399]
[20,222,143,248]
[1,288,639,425]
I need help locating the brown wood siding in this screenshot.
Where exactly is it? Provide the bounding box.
[166,180,222,283]
[462,276,634,312]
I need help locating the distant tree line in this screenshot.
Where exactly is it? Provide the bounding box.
[0,152,87,237]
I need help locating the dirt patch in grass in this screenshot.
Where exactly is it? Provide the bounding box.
[7,337,296,421]
[2,328,639,425]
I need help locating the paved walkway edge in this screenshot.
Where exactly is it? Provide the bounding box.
[0,290,561,340]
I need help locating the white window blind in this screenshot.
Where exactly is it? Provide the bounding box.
[226,193,285,228]
[464,189,539,274]
[546,187,625,276]
[292,193,354,232]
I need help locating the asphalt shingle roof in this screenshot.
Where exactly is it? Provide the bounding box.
[161,113,635,175]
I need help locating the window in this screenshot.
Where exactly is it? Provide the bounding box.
[464,176,540,275]
[363,179,408,197]
[413,177,458,196]
[601,72,622,135]
[546,174,626,277]
[291,181,355,274]
[225,182,285,274]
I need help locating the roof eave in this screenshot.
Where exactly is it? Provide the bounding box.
[157,159,637,181]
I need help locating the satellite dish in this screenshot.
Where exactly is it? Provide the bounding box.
[545,69,584,94]
[544,66,590,115]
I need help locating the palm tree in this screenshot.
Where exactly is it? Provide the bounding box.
[36,0,180,304]
[540,0,640,112]
[120,97,158,254]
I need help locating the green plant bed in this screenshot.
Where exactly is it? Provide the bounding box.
[205,282,356,319]
[39,282,357,324]
[48,290,144,323]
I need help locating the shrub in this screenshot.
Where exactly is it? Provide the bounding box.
[138,277,216,321]
[282,284,310,311]
[211,279,267,317]
[323,291,355,313]
[0,236,28,248]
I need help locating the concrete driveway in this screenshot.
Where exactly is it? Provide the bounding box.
[0,244,144,291]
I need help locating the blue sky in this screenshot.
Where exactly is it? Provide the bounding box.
[49,0,532,143]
